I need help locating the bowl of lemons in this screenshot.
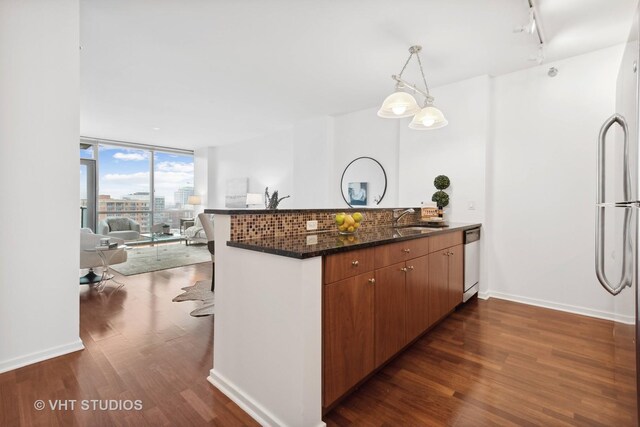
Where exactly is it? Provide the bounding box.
[335,212,363,235]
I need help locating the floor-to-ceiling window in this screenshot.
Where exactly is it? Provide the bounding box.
[98,144,152,233]
[153,151,196,230]
[80,138,194,235]
[79,144,96,230]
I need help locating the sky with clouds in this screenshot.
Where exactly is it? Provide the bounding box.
[92,146,194,206]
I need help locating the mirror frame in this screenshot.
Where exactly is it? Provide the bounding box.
[340,156,388,207]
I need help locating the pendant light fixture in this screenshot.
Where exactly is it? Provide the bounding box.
[377,45,447,130]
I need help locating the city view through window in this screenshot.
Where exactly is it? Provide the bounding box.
[81,143,195,234]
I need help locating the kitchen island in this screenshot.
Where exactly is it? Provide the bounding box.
[205,207,480,427]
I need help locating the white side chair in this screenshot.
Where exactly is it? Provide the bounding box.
[198,213,215,292]
[80,228,127,286]
[184,216,208,245]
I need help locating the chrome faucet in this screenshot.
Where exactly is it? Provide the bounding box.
[392,208,415,226]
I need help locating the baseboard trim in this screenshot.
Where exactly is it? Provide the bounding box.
[208,369,286,427]
[0,338,84,374]
[484,291,634,325]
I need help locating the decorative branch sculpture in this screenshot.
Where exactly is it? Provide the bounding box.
[264,187,290,210]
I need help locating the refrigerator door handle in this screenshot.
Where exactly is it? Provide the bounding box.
[595,207,633,295]
[597,114,631,204]
[595,114,633,296]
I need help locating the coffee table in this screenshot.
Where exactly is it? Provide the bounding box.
[140,233,185,261]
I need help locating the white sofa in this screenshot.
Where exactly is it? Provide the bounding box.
[97,217,141,241]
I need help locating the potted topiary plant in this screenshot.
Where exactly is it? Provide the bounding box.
[432,175,450,217]
[434,175,450,191]
[431,190,449,209]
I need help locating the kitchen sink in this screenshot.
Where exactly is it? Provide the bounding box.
[395,225,444,231]
[392,226,441,235]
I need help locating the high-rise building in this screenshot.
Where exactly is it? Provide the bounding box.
[98,194,152,232]
[174,186,194,208]
[155,195,165,211]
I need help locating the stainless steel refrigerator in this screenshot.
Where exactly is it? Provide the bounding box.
[595,5,640,422]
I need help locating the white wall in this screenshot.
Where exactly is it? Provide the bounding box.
[330,77,490,216]
[486,45,626,321]
[205,109,402,210]
[293,117,335,208]
[207,129,295,208]
[332,107,401,207]
[399,75,490,223]
[0,0,83,373]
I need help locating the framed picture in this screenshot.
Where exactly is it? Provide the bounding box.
[348,182,368,206]
[225,177,249,208]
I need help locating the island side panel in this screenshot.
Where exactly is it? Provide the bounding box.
[209,214,325,427]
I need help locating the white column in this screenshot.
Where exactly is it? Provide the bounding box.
[0,0,82,373]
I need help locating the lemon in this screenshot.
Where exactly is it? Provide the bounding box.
[335,213,345,225]
[347,225,355,233]
[353,212,363,223]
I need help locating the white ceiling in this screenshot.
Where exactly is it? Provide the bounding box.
[80,0,637,150]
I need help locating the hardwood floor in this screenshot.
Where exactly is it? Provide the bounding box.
[325,297,637,426]
[0,263,257,427]
[0,267,636,426]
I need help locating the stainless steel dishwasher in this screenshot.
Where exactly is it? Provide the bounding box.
[463,228,480,302]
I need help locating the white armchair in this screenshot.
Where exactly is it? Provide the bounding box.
[80,228,127,284]
[97,217,141,241]
[184,214,213,246]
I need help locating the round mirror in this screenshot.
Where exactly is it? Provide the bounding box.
[340,157,387,207]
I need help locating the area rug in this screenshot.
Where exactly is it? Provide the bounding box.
[111,243,211,276]
[172,280,215,317]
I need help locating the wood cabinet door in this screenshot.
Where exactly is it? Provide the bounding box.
[447,244,464,311]
[405,255,430,342]
[428,250,449,326]
[374,262,407,366]
[323,273,375,407]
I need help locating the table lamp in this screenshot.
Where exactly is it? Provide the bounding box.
[187,195,201,206]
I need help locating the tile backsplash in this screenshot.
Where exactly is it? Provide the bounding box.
[230,208,421,241]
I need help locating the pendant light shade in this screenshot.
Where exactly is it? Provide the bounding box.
[409,105,448,130]
[378,45,447,131]
[377,91,420,118]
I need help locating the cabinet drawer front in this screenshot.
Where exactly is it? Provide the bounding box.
[374,238,429,267]
[403,238,430,260]
[429,231,463,253]
[324,248,375,283]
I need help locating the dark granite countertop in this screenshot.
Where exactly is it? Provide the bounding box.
[205,207,419,215]
[226,223,481,259]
